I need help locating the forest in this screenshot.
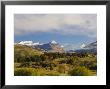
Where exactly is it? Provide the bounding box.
[14,44,97,76]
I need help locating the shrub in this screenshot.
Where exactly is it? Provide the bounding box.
[19,62,31,67]
[89,63,97,70]
[14,68,32,76]
[69,66,92,76]
[47,72,60,76]
[58,64,69,73]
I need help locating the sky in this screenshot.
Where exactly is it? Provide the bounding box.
[14,14,97,50]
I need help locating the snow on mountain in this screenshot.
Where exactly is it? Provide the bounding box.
[74,41,97,54]
[61,45,64,48]
[18,41,33,46]
[33,42,40,45]
[80,44,86,49]
[15,40,97,54]
[38,41,64,53]
[18,41,42,46]
[51,40,57,44]
[19,41,33,44]
[84,41,97,49]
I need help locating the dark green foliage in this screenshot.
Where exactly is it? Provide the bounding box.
[19,62,31,67]
[89,63,97,70]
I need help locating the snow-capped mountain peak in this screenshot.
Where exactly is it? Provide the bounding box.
[74,41,97,54]
[84,41,97,49]
[51,40,57,44]
[19,41,33,44]
[18,41,41,46]
[80,44,86,49]
[33,42,40,45]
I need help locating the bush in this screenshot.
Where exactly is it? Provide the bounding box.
[69,66,92,76]
[58,64,69,73]
[14,68,32,76]
[89,63,97,70]
[19,62,31,67]
[46,72,60,76]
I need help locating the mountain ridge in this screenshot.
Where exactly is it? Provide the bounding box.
[16,40,64,53]
[74,41,97,54]
[15,40,97,54]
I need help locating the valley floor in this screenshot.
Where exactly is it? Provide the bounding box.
[14,55,97,76]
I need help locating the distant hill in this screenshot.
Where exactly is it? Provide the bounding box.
[14,44,43,56]
[84,41,97,49]
[15,41,97,54]
[15,40,64,53]
[74,41,97,54]
[37,41,64,53]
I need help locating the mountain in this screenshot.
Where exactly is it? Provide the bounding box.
[51,40,57,44]
[16,40,64,53]
[18,41,33,46]
[66,50,75,53]
[15,40,96,54]
[37,40,64,53]
[74,41,97,54]
[83,41,97,49]
[18,41,42,46]
[80,44,86,48]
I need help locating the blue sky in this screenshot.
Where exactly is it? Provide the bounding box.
[14,14,97,50]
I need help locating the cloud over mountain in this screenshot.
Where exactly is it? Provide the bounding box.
[14,14,97,38]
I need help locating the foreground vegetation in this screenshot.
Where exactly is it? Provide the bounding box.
[14,45,97,76]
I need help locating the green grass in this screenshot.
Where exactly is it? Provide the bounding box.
[14,68,61,76]
[14,68,32,76]
[69,66,94,76]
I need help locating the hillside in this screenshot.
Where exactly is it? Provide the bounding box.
[74,41,97,54]
[14,44,43,62]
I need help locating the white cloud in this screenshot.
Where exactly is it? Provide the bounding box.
[14,14,97,38]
